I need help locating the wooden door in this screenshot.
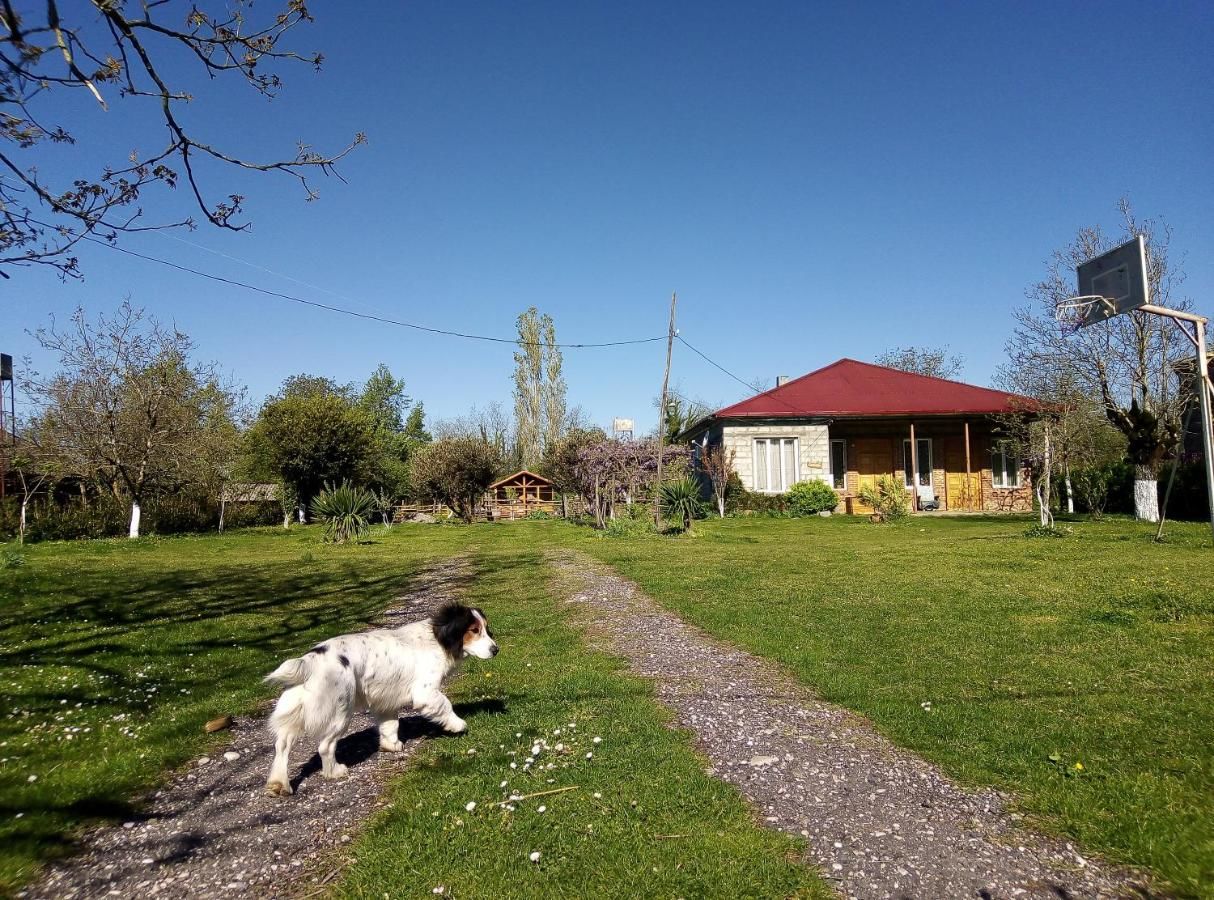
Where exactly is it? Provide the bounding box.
[852,438,891,513]
[942,437,979,511]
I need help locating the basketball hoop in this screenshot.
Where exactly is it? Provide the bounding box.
[1055,295,1114,334]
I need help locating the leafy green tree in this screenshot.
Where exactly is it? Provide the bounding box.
[409,437,499,523]
[249,389,378,520]
[513,308,566,466]
[358,364,411,433]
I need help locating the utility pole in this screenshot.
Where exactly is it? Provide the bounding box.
[654,292,678,525]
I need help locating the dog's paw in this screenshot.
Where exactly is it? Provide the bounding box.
[323,762,349,780]
[445,718,468,734]
[265,780,293,798]
[379,739,405,752]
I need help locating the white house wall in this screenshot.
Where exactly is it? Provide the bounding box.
[721,423,831,491]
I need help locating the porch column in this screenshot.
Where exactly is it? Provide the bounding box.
[964,420,972,511]
[908,422,919,511]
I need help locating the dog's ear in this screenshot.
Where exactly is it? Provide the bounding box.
[432,602,474,657]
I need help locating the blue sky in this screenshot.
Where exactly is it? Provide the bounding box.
[10,1,1214,433]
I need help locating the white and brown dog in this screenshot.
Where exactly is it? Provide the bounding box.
[263,602,498,797]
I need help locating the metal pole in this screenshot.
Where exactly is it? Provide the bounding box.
[1155,401,1197,542]
[654,292,677,525]
[1195,317,1214,543]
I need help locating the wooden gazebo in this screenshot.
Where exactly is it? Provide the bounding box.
[487,470,557,520]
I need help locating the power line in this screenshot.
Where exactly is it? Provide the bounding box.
[675,335,808,414]
[25,222,667,350]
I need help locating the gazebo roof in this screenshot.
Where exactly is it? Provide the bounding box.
[488,469,555,490]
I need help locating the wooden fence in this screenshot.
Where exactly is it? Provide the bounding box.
[393,496,586,524]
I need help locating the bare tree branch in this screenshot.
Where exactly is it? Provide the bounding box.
[1,0,364,278]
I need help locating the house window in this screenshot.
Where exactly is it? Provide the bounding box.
[753,438,798,493]
[991,444,1020,488]
[830,439,846,490]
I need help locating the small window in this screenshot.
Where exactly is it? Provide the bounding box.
[830,439,846,490]
[991,444,1020,488]
[753,438,798,493]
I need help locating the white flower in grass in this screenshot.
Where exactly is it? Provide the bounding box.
[465,801,477,812]
[593,792,602,799]
[510,762,517,769]
[26,775,36,783]
[585,752,593,759]
[593,736,602,744]
[432,886,445,895]
[500,781,508,789]
[537,805,546,813]
[529,851,541,863]
[555,743,564,752]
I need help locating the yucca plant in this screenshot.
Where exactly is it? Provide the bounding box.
[310,481,377,544]
[658,477,706,532]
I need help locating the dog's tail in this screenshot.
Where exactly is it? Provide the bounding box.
[264,653,315,688]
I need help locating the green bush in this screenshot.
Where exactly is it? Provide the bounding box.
[786,480,840,516]
[310,481,377,544]
[857,475,910,522]
[600,515,658,538]
[658,477,707,531]
[728,489,790,517]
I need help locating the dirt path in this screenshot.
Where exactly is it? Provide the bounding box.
[549,549,1158,900]
[22,560,473,900]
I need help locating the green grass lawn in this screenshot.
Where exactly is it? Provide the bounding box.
[335,545,825,899]
[0,526,826,898]
[562,514,1214,897]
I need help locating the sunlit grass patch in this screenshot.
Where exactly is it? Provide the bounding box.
[561,515,1214,896]
[336,547,827,899]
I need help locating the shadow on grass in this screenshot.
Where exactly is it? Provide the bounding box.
[0,554,479,888]
[294,700,508,790]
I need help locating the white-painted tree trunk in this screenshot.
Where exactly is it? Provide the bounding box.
[297,503,306,524]
[1133,466,1160,522]
[1064,475,1075,514]
[19,500,28,545]
[128,501,142,538]
[717,495,726,518]
[283,509,291,529]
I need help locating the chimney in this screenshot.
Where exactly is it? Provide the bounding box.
[776,375,790,387]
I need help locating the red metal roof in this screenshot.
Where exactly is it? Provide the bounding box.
[714,359,1038,418]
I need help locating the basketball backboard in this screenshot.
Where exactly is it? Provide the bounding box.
[1073,234,1150,327]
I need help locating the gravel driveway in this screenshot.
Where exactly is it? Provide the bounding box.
[22,561,472,900]
[549,549,1160,900]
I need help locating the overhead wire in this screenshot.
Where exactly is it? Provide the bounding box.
[19,221,667,349]
[675,335,809,414]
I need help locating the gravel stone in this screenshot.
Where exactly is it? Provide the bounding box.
[550,549,1161,900]
[25,561,473,900]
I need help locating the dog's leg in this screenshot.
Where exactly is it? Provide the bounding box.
[373,708,405,752]
[414,688,467,734]
[265,726,297,796]
[316,723,349,780]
